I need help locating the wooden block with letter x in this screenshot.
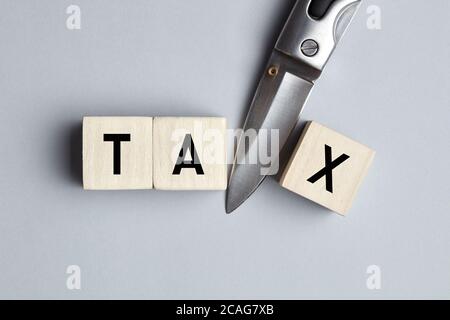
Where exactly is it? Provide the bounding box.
[280,121,375,215]
[153,117,227,190]
[83,117,153,190]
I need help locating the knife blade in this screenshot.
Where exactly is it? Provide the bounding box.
[226,0,361,213]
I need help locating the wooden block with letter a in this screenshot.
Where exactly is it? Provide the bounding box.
[280,121,375,215]
[83,117,153,190]
[153,117,227,190]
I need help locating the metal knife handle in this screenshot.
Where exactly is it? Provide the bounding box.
[308,0,336,19]
[275,0,361,72]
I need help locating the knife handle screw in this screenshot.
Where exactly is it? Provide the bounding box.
[268,66,279,77]
[300,39,319,57]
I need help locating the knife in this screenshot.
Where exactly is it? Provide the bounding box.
[226,0,362,213]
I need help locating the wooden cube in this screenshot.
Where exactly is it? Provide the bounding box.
[280,121,375,215]
[153,117,227,190]
[83,117,153,190]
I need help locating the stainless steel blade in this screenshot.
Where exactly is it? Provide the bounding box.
[226,50,319,213]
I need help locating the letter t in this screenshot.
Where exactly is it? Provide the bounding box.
[103,134,131,175]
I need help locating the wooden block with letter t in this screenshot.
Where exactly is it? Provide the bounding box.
[280,121,375,215]
[153,117,227,190]
[83,117,153,190]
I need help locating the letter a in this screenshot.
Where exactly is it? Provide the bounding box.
[66,5,81,30]
[172,134,204,175]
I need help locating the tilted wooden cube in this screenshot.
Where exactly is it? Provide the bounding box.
[280,121,375,215]
[153,117,227,190]
[83,117,153,190]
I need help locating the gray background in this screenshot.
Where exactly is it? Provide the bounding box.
[0,0,448,299]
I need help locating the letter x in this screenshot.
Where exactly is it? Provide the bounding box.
[307,145,350,193]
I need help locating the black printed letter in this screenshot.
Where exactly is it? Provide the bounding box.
[172,134,204,175]
[103,134,131,175]
[307,145,350,193]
